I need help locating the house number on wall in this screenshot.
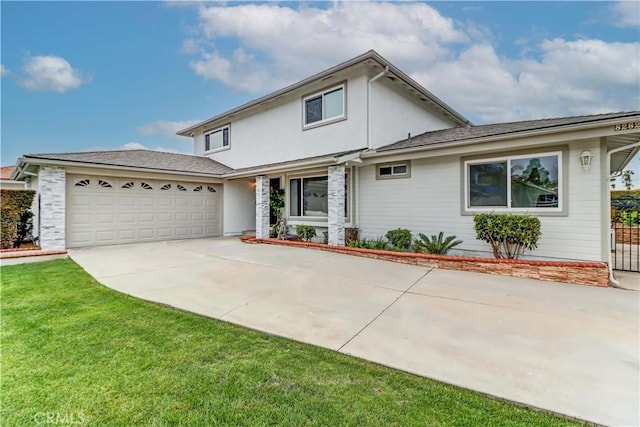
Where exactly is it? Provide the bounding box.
[613,121,640,131]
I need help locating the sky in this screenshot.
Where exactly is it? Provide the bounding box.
[1,1,639,185]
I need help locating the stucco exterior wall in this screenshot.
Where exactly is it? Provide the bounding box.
[223,179,256,236]
[195,72,369,169]
[357,138,604,262]
[368,78,458,149]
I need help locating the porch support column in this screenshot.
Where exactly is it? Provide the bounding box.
[255,176,270,239]
[328,166,345,246]
[39,167,66,250]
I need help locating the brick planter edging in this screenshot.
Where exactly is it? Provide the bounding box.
[239,236,610,287]
[0,249,68,260]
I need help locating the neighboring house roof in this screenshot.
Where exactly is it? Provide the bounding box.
[377,111,640,152]
[176,50,469,136]
[17,150,233,177]
[1,166,14,180]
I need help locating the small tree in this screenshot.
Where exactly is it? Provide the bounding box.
[622,170,635,190]
[473,213,541,259]
[269,188,287,239]
[413,232,462,255]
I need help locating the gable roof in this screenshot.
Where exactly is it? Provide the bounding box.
[376,111,640,152]
[1,166,14,180]
[177,50,469,136]
[17,150,232,177]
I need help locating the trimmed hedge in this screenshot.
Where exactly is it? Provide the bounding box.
[473,213,541,260]
[1,189,36,249]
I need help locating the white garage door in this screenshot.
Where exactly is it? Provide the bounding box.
[66,175,221,248]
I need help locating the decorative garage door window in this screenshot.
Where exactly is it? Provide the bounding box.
[160,184,171,190]
[141,182,153,190]
[208,186,216,192]
[194,185,203,192]
[177,184,187,192]
[98,180,112,188]
[74,179,90,187]
[121,182,134,189]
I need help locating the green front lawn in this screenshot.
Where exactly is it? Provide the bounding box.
[1,259,578,426]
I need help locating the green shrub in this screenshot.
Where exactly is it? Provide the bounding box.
[413,232,462,255]
[295,225,317,242]
[1,189,36,249]
[385,228,412,251]
[347,237,388,250]
[473,213,541,259]
[323,231,329,244]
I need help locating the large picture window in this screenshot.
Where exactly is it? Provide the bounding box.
[204,125,230,152]
[466,152,561,211]
[303,85,345,127]
[290,174,348,218]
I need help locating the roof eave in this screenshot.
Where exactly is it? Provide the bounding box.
[368,114,640,158]
[14,156,228,179]
[176,50,470,136]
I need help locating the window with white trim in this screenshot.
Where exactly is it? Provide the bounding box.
[303,84,345,127]
[377,162,410,179]
[289,173,348,218]
[465,151,562,211]
[204,125,230,152]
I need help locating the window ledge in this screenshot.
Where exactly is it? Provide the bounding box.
[302,116,346,131]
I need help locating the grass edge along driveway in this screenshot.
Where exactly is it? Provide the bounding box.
[1,259,580,426]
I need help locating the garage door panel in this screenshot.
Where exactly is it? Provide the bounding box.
[118,230,136,240]
[67,176,221,248]
[139,213,155,223]
[139,197,155,207]
[96,213,114,223]
[158,212,173,222]
[95,231,115,242]
[119,213,136,223]
[119,196,136,207]
[175,212,189,222]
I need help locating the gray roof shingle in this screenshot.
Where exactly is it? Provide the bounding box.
[24,150,233,176]
[377,111,640,152]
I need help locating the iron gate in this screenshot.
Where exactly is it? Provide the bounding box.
[611,194,640,272]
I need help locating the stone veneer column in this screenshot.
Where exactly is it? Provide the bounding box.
[39,167,66,250]
[328,166,345,246]
[255,176,270,239]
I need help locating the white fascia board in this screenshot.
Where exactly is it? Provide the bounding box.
[14,157,225,181]
[363,116,640,163]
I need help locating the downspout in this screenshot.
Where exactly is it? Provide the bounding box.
[606,141,640,287]
[367,66,388,149]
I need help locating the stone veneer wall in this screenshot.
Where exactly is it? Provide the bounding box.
[38,167,66,250]
[327,166,345,246]
[241,237,610,287]
[255,176,270,239]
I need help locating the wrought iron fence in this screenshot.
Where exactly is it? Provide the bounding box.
[611,195,640,272]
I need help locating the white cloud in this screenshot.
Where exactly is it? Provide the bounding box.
[189,2,467,92]
[414,38,640,123]
[183,3,640,123]
[136,119,202,139]
[609,1,640,28]
[83,142,189,154]
[19,55,89,92]
[0,64,10,77]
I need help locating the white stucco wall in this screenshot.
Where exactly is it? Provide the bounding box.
[369,78,458,149]
[193,68,461,169]
[222,179,256,235]
[195,72,369,169]
[357,138,604,262]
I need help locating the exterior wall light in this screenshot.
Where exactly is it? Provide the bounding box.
[579,150,593,171]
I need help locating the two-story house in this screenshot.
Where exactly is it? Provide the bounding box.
[10,50,640,268]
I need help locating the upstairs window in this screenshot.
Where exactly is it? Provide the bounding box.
[204,125,230,152]
[303,84,345,127]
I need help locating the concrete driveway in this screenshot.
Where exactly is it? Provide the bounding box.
[69,237,639,426]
